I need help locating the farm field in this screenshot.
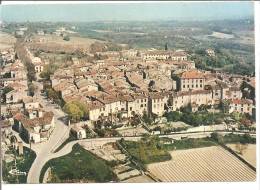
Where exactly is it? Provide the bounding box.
[226,144,256,167]
[209,31,234,39]
[147,146,256,182]
[122,175,154,183]
[0,31,16,50]
[27,34,103,53]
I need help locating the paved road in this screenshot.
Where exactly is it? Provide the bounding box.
[27,81,71,183]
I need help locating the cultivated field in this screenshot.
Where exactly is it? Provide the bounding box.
[27,34,103,53]
[226,144,256,167]
[147,146,256,182]
[122,175,154,183]
[0,31,16,50]
[209,31,234,39]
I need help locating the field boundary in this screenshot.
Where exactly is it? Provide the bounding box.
[219,143,256,172]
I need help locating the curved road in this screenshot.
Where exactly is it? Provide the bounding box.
[27,82,71,183]
[27,129,254,183]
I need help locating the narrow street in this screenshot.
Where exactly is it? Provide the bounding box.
[27,81,71,183]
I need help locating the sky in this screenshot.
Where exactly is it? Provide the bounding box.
[0,1,254,22]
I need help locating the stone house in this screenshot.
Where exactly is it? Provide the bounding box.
[175,70,205,92]
[13,111,55,143]
[169,90,212,111]
[229,99,254,115]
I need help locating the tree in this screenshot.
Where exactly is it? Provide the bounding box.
[165,43,168,51]
[235,143,248,155]
[219,100,230,113]
[63,102,84,122]
[165,111,182,122]
[211,132,223,143]
[28,82,36,96]
[231,112,242,122]
[72,101,88,119]
[180,103,192,113]
[40,63,58,79]
[48,168,61,183]
[63,35,70,41]
[63,101,88,122]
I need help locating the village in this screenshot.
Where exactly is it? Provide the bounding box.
[0,24,256,183]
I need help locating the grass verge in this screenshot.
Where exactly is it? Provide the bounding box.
[40,143,117,183]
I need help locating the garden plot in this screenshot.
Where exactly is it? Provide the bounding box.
[116,125,149,137]
[86,143,126,162]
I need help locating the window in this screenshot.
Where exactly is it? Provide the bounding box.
[183,85,185,88]
[241,108,243,112]
[141,104,143,108]
[192,85,194,88]
[130,107,132,111]
[196,84,198,88]
[187,85,189,88]
[200,84,202,88]
[200,80,203,83]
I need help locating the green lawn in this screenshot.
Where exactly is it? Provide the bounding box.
[40,143,117,183]
[2,147,36,184]
[161,137,217,151]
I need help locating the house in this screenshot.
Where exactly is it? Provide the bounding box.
[37,30,45,35]
[169,90,212,111]
[206,49,215,57]
[88,101,106,121]
[32,57,44,73]
[129,93,148,116]
[71,125,86,139]
[22,97,41,110]
[5,90,27,104]
[148,92,169,116]
[13,111,55,143]
[75,78,99,92]
[229,99,254,115]
[175,70,205,91]
[0,120,12,137]
[228,86,242,99]
[171,51,188,61]
[142,50,187,61]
